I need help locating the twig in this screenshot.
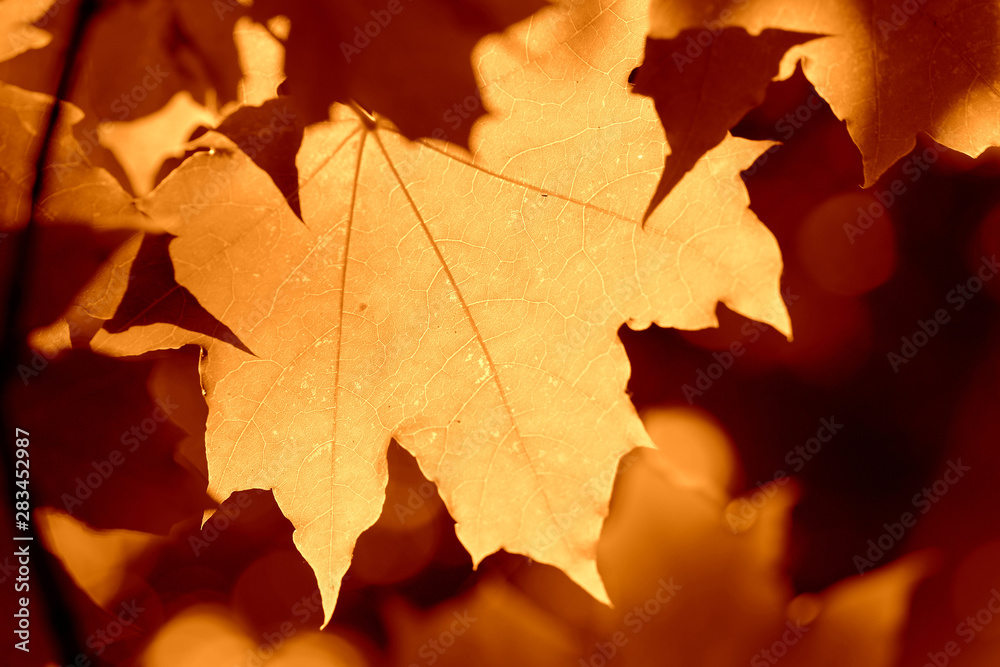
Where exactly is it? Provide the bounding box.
[0,0,102,663]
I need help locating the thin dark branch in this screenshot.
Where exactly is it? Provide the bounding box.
[0,0,102,663]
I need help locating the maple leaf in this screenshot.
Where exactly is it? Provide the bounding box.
[0,0,55,64]
[631,27,815,218]
[89,0,791,626]
[97,14,289,196]
[247,0,548,144]
[99,233,249,352]
[386,408,930,667]
[0,83,153,338]
[209,98,306,219]
[0,0,242,122]
[37,507,167,610]
[648,0,1000,186]
[5,349,208,533]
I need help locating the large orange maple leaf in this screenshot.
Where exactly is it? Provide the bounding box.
[84,0,790,624]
